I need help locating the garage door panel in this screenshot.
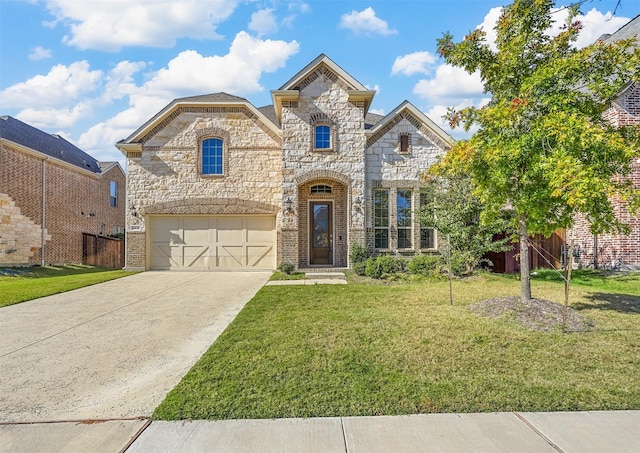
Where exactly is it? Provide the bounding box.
[218,246,245,268]
[183,246,210,269]
[151,244,182,270]
[150,216,275,270]
[183,217,211,243]
[247,245,274,268]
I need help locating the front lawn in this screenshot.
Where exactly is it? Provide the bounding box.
[154,272,640,420]
[0,265,134,307]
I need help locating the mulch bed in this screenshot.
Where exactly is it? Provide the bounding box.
[471,296,596,332]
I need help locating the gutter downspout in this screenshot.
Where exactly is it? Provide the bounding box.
[41,158,47,266]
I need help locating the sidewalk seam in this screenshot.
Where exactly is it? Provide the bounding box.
[514,412,565,453]
[340,417,349,453]
[119,418,152,453]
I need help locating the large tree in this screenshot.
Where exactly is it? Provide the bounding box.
[435,0,640,302]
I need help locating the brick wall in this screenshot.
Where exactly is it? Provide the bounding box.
[567,82,640,268]
[0,142,125,265]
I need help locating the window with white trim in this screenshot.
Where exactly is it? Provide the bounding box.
[397,189,412,248]
[374,189,389,249]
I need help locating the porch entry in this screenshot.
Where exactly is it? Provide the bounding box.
[310,201,333,265]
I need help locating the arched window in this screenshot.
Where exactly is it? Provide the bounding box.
[314,125,331,149]
[311,184,332,194]
[202,138,223,175]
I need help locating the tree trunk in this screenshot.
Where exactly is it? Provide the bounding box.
[518,215,532,302]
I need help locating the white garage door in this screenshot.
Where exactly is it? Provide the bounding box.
[149,216,276,270]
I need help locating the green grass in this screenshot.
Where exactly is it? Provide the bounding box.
[269,271,306,281]
[531,269,640,295]
[154,272,640,420]
[0,265,135,307]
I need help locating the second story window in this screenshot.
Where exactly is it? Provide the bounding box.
[202,138,223,175]
[314,125,331,150]
[109,181,117,207]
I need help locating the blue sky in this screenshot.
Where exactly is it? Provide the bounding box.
[0,0,635,166]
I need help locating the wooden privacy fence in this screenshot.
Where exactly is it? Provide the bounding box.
[487,230,566,274]
[82,233,124,269]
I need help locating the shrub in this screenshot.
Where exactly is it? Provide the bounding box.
[408,254,441,276]
[365,255,404,279]
[353,261,367,276]
[350,242,367,264]
[277,261,295,274]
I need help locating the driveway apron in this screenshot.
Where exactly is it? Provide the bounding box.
[0,271,270,423]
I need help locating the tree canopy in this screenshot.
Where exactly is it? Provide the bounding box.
[434,0,640,300]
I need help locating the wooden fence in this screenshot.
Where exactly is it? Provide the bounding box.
[82,233,124,269]
[487,230,566,274]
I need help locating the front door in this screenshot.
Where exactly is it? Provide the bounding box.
[310,201,333,265]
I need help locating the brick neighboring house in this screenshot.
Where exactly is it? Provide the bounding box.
[566,16,640,270]
[0,116,126,266]
[117,54,453,271]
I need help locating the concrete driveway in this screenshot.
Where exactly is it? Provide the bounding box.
[0,271,270,423]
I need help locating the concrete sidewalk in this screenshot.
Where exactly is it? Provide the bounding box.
[3,410,638,453]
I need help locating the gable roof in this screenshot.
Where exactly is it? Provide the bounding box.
[600,14,640,43]
[366,101,454,150]
[0,115,101,173]
[117,92,281,153]
[271,54,376,123]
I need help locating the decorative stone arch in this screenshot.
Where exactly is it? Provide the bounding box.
[141,197,279,216]
[295,169,352,187]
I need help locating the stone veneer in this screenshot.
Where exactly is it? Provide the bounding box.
[125,111,283,269]
[0,193,51,264]
[121,57,452,270]
[280,72,366,267]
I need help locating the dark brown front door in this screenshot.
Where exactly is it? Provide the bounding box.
[310,201,333,265]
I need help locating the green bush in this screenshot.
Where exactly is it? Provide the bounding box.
[353,261,367,276]
[365,255,404,279]
[349,242,367,264]
[277,261,295,274]
[408,254,441,276]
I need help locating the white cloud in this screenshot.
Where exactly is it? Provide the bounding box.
[476,7,503,51]
[339,7,397,36]
[369,108,385,116]
[392,51,437,76]
[413,64,484,104]
[550,8,630,48]
[28,46,52,61]
[249,8,278,37]
[0,61,102,109]
[141,32,299,98]
[17,104,90,129]
[79,32,299,161]
[43,0,239,51]
[425,99,489,140]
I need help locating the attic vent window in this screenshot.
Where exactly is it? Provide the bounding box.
[311,185,332,194]
[399,133,412,154]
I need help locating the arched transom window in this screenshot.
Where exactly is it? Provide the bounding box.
[311,184,332,194]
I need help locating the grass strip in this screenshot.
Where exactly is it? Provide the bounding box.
[0,265,134,307]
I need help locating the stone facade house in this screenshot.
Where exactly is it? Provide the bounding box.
[0,116,126,266]
[117,54,453,271]
[566,16,640,269]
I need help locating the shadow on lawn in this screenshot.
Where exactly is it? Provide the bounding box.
[573,292,640,315]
